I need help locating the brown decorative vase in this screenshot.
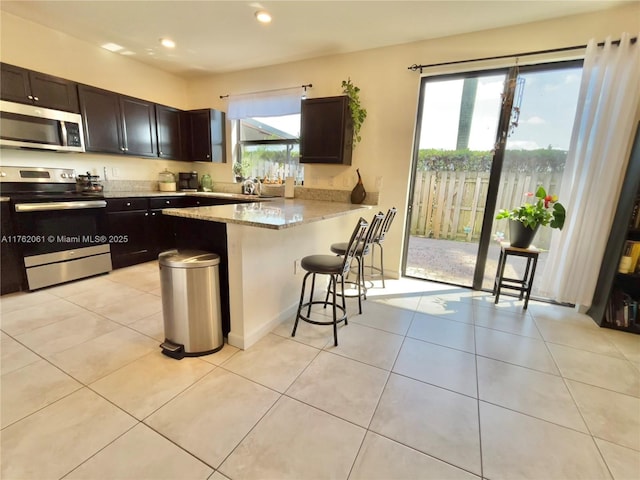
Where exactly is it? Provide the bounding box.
[509,220,539,249]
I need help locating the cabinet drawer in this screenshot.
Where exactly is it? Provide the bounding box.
[106,198,149,212]
[149,196,190,209]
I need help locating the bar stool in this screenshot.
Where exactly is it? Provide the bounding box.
[367,207,397,288]
[493,242,539,309]
[292,218,369,346]
[327,212,385,313]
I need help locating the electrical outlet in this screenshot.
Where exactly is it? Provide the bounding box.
[112,167,120,178]
[294,259,299,275]
[375,176,383,189]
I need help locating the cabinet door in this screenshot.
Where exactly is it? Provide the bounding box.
[0,202,25,294]
[0,64,79,112]
[0,64,32,104]
[300,96,352,165]
[188,109,212,161]
[79,85,123,154]
[187,109,226,163]
[29,71,79,112]
[107,210,153,269]
[120,95,157,157]
[156,105,186,160]
[149,210,176,255]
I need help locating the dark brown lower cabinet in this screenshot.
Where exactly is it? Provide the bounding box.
[107,198,157,269]
[1,201,26,294]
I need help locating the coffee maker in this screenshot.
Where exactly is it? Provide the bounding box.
[178,171,198,191]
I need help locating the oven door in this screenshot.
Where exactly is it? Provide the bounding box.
[12,200,112,289]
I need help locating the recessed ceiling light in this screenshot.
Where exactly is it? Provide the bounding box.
[160,38,176,48]
[255,10,272,23]
[101,42,124,52]
[120,50,135,56]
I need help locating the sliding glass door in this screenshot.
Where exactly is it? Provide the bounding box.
[482,62,582,296]
[404,61,582,296]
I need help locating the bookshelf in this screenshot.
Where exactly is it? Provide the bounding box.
[589,122,640,334]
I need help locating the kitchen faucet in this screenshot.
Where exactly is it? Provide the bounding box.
[242,178,262,196]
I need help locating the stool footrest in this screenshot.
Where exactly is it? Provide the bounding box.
[297,300,347,326]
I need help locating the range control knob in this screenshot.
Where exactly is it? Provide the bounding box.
[61,173,68,179]
[0,171,6,177]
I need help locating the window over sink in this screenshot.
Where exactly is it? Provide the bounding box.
[236,114,303,184]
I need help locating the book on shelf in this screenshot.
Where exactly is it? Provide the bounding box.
[621,240,640,274]
[631,196,640,229]
[605,289,638,328]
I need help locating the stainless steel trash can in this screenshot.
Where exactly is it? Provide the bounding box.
[159,249,223,359]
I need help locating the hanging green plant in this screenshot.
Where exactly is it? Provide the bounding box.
[341,78,367,147]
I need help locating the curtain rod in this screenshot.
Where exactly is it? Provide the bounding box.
[407,37,637,73]
[220,83,312,99]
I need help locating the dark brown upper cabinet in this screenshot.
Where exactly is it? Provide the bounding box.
[187,108,226,163]
[156,105,186,161]
[120,95,157,157]
[300,95,353,165]
[0,63,80,113]
[78,85,157,157]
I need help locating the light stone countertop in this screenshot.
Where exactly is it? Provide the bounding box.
[162,198,371,230]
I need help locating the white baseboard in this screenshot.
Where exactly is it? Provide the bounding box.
[227,302,298,350]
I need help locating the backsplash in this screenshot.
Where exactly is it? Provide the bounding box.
[103,179,379,205]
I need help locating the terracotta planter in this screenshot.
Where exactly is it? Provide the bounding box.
[509,220,539,249]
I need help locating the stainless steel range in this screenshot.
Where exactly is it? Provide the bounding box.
[0,166,112,290]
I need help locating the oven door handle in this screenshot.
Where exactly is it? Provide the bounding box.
[14,200,107,212]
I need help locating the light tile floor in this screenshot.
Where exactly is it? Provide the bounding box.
[1,261,639,480]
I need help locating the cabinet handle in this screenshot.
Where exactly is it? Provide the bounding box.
[206,154,210,158]
[33,96,39,101]
[145,212,149,216]
[27,95,33,100]
[121,147,125,151]
[126,202,131,206]
[165,201,170,205]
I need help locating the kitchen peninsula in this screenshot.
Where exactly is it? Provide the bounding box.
[162,198,370,349]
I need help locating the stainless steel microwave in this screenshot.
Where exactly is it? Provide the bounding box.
[0,100,85,152]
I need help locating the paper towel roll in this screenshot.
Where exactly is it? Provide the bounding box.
[285,177,295,198]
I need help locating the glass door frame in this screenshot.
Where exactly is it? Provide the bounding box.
[402,60,583,290]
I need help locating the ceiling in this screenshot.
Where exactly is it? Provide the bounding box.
[0,0,630,77]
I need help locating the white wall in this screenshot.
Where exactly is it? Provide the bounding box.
[2,4,639,280]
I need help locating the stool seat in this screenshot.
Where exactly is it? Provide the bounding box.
[493,242,539,309]
[301,255,344,274]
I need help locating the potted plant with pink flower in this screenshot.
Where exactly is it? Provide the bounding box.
[495,186,566,248]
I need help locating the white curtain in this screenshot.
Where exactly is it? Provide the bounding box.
[227,88,303,119]
[541,33,640,306]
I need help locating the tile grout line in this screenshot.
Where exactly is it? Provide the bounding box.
[472,304,485,480]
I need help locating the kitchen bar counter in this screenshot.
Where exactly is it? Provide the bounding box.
[166,198,370,349]
[163,198,369,230]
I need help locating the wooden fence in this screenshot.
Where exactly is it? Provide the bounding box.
[410,170,563,249]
